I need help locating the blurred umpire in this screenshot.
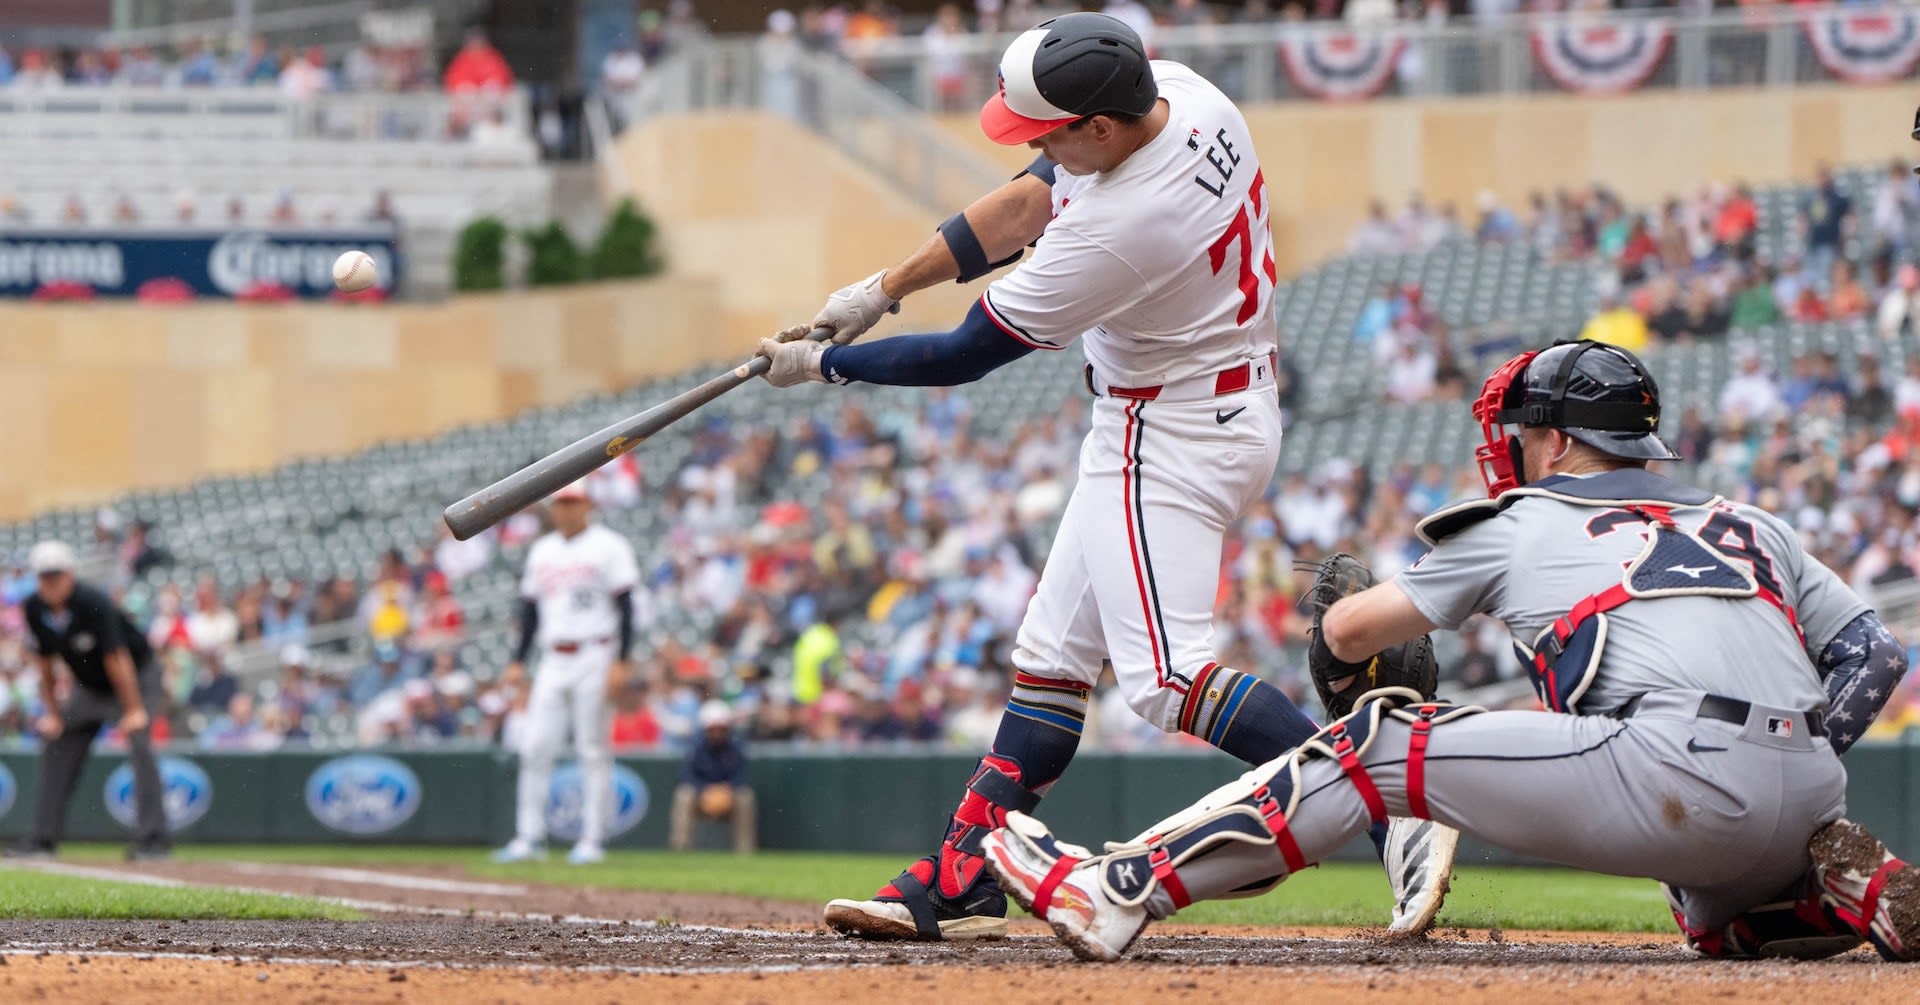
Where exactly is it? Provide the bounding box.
[5,541,171,861]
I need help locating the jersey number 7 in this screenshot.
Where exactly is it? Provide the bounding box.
[1206,168,1277,325]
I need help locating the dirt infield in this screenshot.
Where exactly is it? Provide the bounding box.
[7,859,1920,1003]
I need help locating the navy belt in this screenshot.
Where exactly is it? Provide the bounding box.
[1614,693,1825,737]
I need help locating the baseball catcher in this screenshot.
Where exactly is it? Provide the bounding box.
[979,340,1920,962]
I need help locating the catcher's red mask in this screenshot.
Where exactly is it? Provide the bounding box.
[1472,350,1539,499]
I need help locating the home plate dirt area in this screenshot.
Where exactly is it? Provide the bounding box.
[6,859,1920,1004]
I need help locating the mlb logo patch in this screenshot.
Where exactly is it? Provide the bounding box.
[1766,716,1794,738]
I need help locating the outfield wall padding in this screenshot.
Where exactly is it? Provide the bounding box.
[0,740,1911,866]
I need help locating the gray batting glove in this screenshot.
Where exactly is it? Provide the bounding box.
[814,270,900,345]
[757,337,830,387]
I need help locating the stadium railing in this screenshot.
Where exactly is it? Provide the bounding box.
[703,5,1905,113]
[618,43,1010,213]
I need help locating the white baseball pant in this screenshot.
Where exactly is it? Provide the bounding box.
[513,640,615,849]
[1011,361,1282,731]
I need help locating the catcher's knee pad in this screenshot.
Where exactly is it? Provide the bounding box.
[1666,880,1865,961]
[1092,689,1482,917]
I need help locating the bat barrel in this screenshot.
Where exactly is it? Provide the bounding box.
[441,327,828,540]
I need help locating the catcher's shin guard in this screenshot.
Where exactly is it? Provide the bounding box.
[1666,879,1864,961]
[1084,688,1480,922]
[1809,817,1920,961]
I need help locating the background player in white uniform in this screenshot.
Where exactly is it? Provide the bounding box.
[494,480,640,865]
[982,341,1920,963]
[756,13,1454,941]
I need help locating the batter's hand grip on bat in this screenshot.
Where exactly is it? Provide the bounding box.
[442,325,834,540]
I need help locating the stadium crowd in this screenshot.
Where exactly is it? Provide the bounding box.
[6,334,1920,755]
[1348,160,1920,352]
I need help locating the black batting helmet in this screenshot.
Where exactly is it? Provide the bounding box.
[980,13,1158,145]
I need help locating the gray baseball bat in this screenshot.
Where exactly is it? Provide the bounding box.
[442,326,833,541]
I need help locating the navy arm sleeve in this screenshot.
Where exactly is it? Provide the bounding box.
[1819,611,1910,755]
[613,590,634,661]
[512,598,538,664]
[820,298,1034,387]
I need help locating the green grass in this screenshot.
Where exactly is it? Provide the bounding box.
[0,865,362,921]
[63,844,1674,931]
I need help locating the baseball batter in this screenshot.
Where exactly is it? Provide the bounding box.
[494,480,639,865]
[756,12,1455,940]
[982,341,1920,963]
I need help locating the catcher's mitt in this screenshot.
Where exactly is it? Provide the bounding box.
[1299,553,1439,718]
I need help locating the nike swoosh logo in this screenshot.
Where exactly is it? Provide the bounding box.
[1215,407,1246,424]
[1686,738,1728,753]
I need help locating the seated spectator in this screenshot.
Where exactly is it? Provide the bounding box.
[1729,263,1781,329]
[1384,337,1437,403]
[1828,259,1871,320]
[185,577,238,661]
[1676,276,1731,340]
[119,45,165,87]
[348,642,412,707]
[412,571,465,649]
[611,681,662,748]
[1578,290,1649,352]
[1714,182,1758,256]
[186,654,238,713]
[1617,215,1660,283]
[1644,275,1687,342]
[1474,191,1520,243]
[1852,351,1895,428]
[234,35,279,86]
[174,38,222,86]
[669,701,755,853]
[1791,284,1829,323]
[200,693,274,750]
[1881,264,1920,340]
[1351,283,1402,344]
[1347,200,1399,256]
[445,29,514,93]
[1719,345,1785,424]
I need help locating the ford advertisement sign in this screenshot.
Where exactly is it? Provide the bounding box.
[546,762,648,843]
[105,756,213,832]
[305,755,424,836]
[0,228,400,298]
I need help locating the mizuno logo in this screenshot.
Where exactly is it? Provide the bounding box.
[1216,407,1246,424]
[1686,738,1728,753]
[1666,564,1714,579]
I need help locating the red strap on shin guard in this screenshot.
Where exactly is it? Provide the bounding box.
[1253,786,1308,873]
[1861,857,1907,937]
[1331,728,1388,823]
[1147,844,1191,910]
[1030,854,1083,921]
[1406,707,1437,820]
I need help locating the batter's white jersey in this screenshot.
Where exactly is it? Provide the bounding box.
[519,524,640,646]
[981,61,1277,388]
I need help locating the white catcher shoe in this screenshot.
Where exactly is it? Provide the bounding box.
[1384,818,1458,935]
[981,812,1148,962]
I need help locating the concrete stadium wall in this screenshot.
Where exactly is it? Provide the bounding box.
[612,109,985,347]
[0,277,722,521]
[935,83,1920,277]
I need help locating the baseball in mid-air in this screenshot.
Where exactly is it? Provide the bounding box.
[332,250,378,292]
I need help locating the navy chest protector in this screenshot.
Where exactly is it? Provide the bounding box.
[1416,471,1806,714]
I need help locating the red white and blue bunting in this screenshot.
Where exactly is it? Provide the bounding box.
[1804,9,1920,85]
[1278,30,1405,101]
[1531,18,1672,95]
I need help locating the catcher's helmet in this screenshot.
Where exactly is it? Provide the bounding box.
[1472,340,1681,497]
[980,12,1158,145]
